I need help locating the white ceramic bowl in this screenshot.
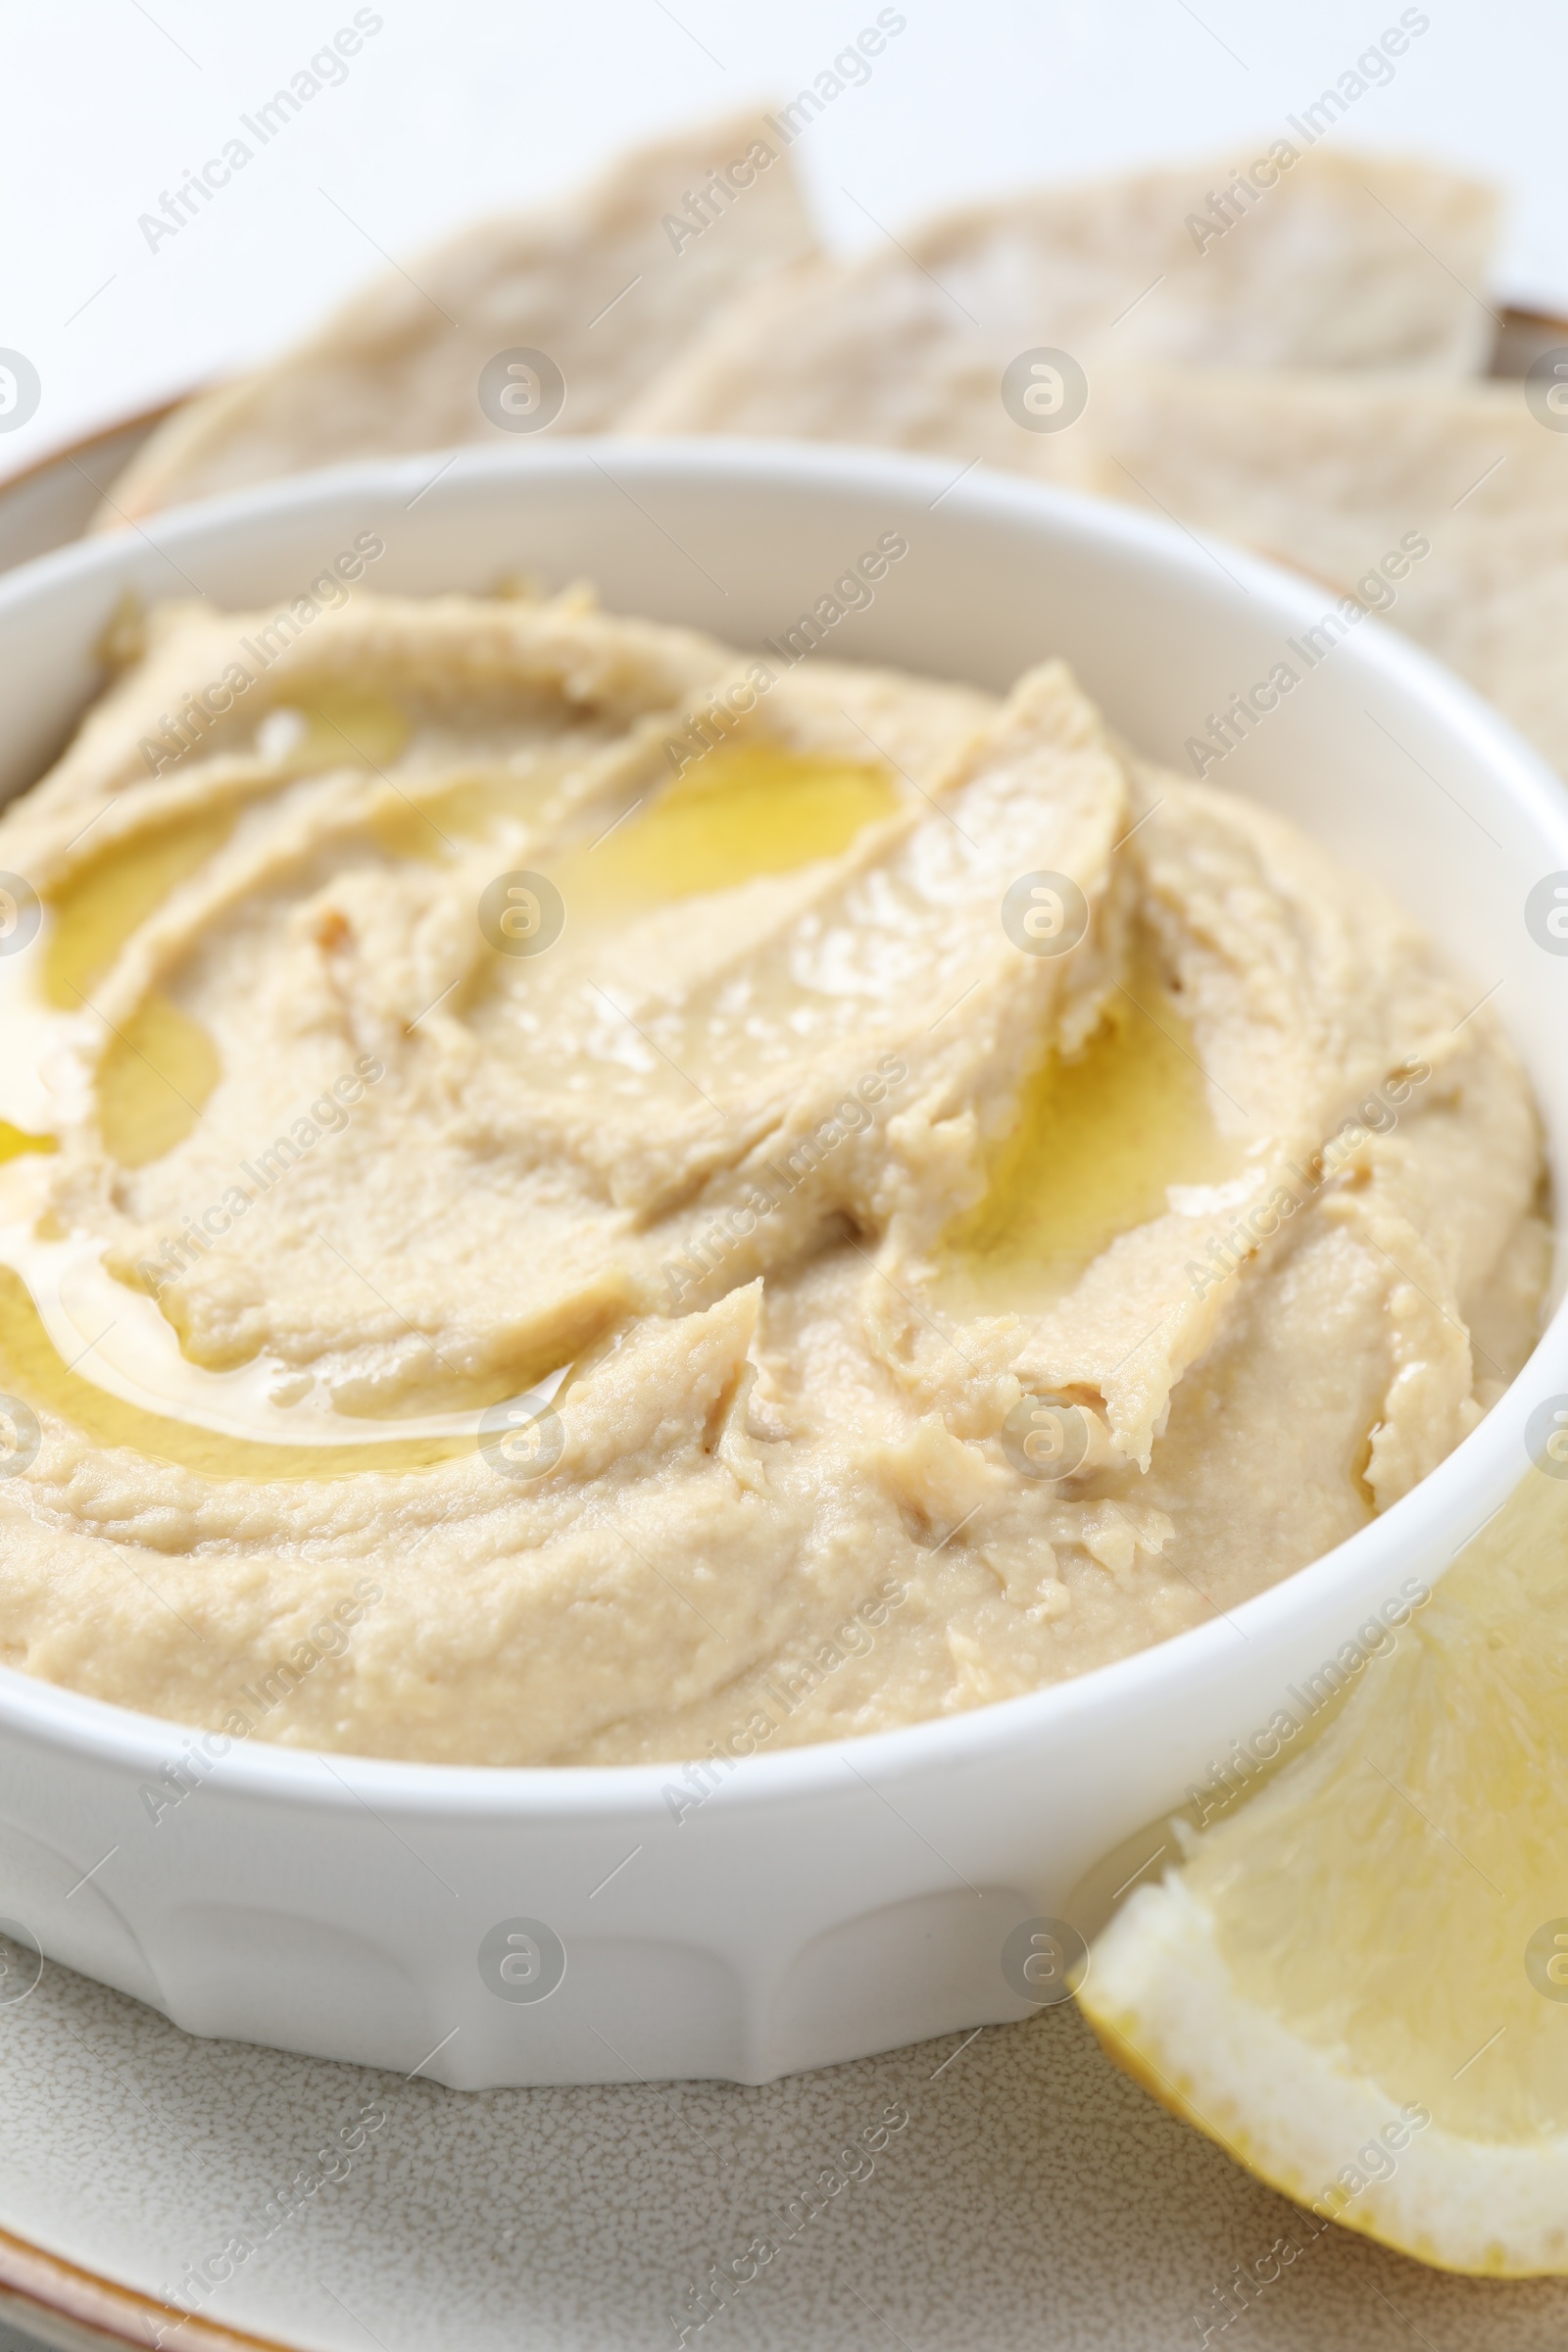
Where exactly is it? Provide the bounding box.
[0,441,1564,2090]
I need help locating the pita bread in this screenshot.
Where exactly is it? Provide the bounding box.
[627,254,1098,486]
[99,110,817,524]
[625,147,1501,450]
[1072,366,1568,775]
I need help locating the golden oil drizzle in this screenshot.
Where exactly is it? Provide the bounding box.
[0,1122,56,1164]
[43,808,236,1008]
[287,687,411,773]
[364,752,585,864]
[0,1264,474,1482]
[561,741,901,912]
[96,994,221,1168]
[945,956,1234,1300]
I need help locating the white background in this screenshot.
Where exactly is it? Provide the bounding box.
[3,0,1566,477]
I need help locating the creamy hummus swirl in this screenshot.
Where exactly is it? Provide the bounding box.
[0,588,1545,1764]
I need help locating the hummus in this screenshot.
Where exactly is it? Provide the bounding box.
[0,586,1546,1766]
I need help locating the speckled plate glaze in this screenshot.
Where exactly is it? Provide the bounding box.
[4,1951,1568,2351]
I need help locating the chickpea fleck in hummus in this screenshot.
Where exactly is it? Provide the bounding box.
[0,587,1546,1764]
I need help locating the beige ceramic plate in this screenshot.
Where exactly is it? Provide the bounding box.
[4,1943,1568,2352]
[0,402,174,577]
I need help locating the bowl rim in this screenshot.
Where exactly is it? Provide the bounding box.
[1,431,1564,1816]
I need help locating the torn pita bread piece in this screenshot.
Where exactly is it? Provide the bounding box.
[100,109,817,524]
[629,252,1102,491]
[1073,364,1568,776]
[625,145,1500,459]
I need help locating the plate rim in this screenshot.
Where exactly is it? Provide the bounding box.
[0,397,185,509]
[0,2216,298,2352]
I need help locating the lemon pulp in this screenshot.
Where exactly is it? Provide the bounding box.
[1200,1472,1568,2143]
[1078,1470,1568,2275]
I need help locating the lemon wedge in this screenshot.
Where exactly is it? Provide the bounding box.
[1077,1463,1568,2277]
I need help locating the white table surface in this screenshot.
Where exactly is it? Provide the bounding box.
[4,0,1566,478]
